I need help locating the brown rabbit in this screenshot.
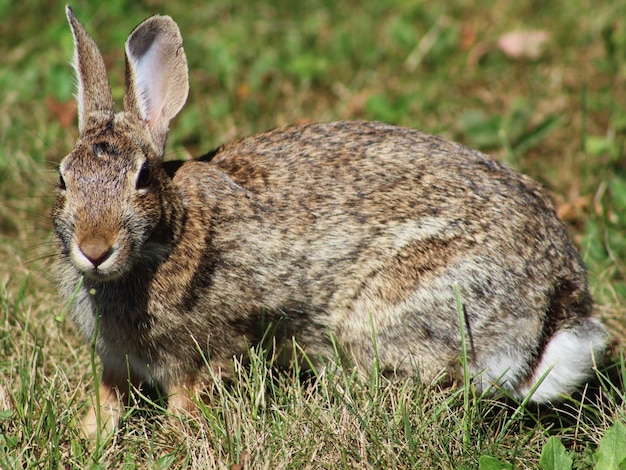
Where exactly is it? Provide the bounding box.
[54,7,607,436]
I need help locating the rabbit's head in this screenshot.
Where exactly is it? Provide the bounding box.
[54,7,189,281]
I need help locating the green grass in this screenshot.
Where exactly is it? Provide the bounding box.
[1,0,625,468]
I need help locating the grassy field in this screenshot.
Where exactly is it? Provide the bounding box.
[1,0,626,468]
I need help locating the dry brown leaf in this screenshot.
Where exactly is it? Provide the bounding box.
[46,96,78,129]
[460,23,477,51]
[556,196,588,223]
[497,30,550,59]
[230,451,251,470]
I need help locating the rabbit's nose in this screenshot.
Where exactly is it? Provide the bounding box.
[79,237,113,267]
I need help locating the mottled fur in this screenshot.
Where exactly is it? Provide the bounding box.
[54,8,607,436]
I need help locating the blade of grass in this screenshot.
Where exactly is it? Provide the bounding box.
[454,282,472,449]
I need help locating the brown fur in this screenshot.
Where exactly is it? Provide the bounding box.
[54,8,607,436]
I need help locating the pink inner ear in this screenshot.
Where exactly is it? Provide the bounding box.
[133,40,167,126]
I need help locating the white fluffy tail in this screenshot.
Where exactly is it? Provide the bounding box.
[472,318,607,402]
[520,318,607,402]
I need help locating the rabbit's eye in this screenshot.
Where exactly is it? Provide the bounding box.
[136,162,153,190]
[58,173,66,191]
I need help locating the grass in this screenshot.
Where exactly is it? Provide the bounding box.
[1,0,625,467]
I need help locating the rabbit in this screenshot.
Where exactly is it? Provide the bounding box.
[54,6,608,436]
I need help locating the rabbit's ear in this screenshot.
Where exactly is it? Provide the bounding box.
[123,15,189,149]
[66,6,115,135]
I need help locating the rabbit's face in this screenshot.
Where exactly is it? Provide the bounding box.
[53,116,167,281]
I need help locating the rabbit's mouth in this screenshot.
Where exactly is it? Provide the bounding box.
[69,238,127,281]
[83,267,124,282]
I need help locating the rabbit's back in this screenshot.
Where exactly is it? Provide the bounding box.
[211,121,558,230]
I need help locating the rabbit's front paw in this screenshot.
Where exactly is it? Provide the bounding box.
[80,382,124,438]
